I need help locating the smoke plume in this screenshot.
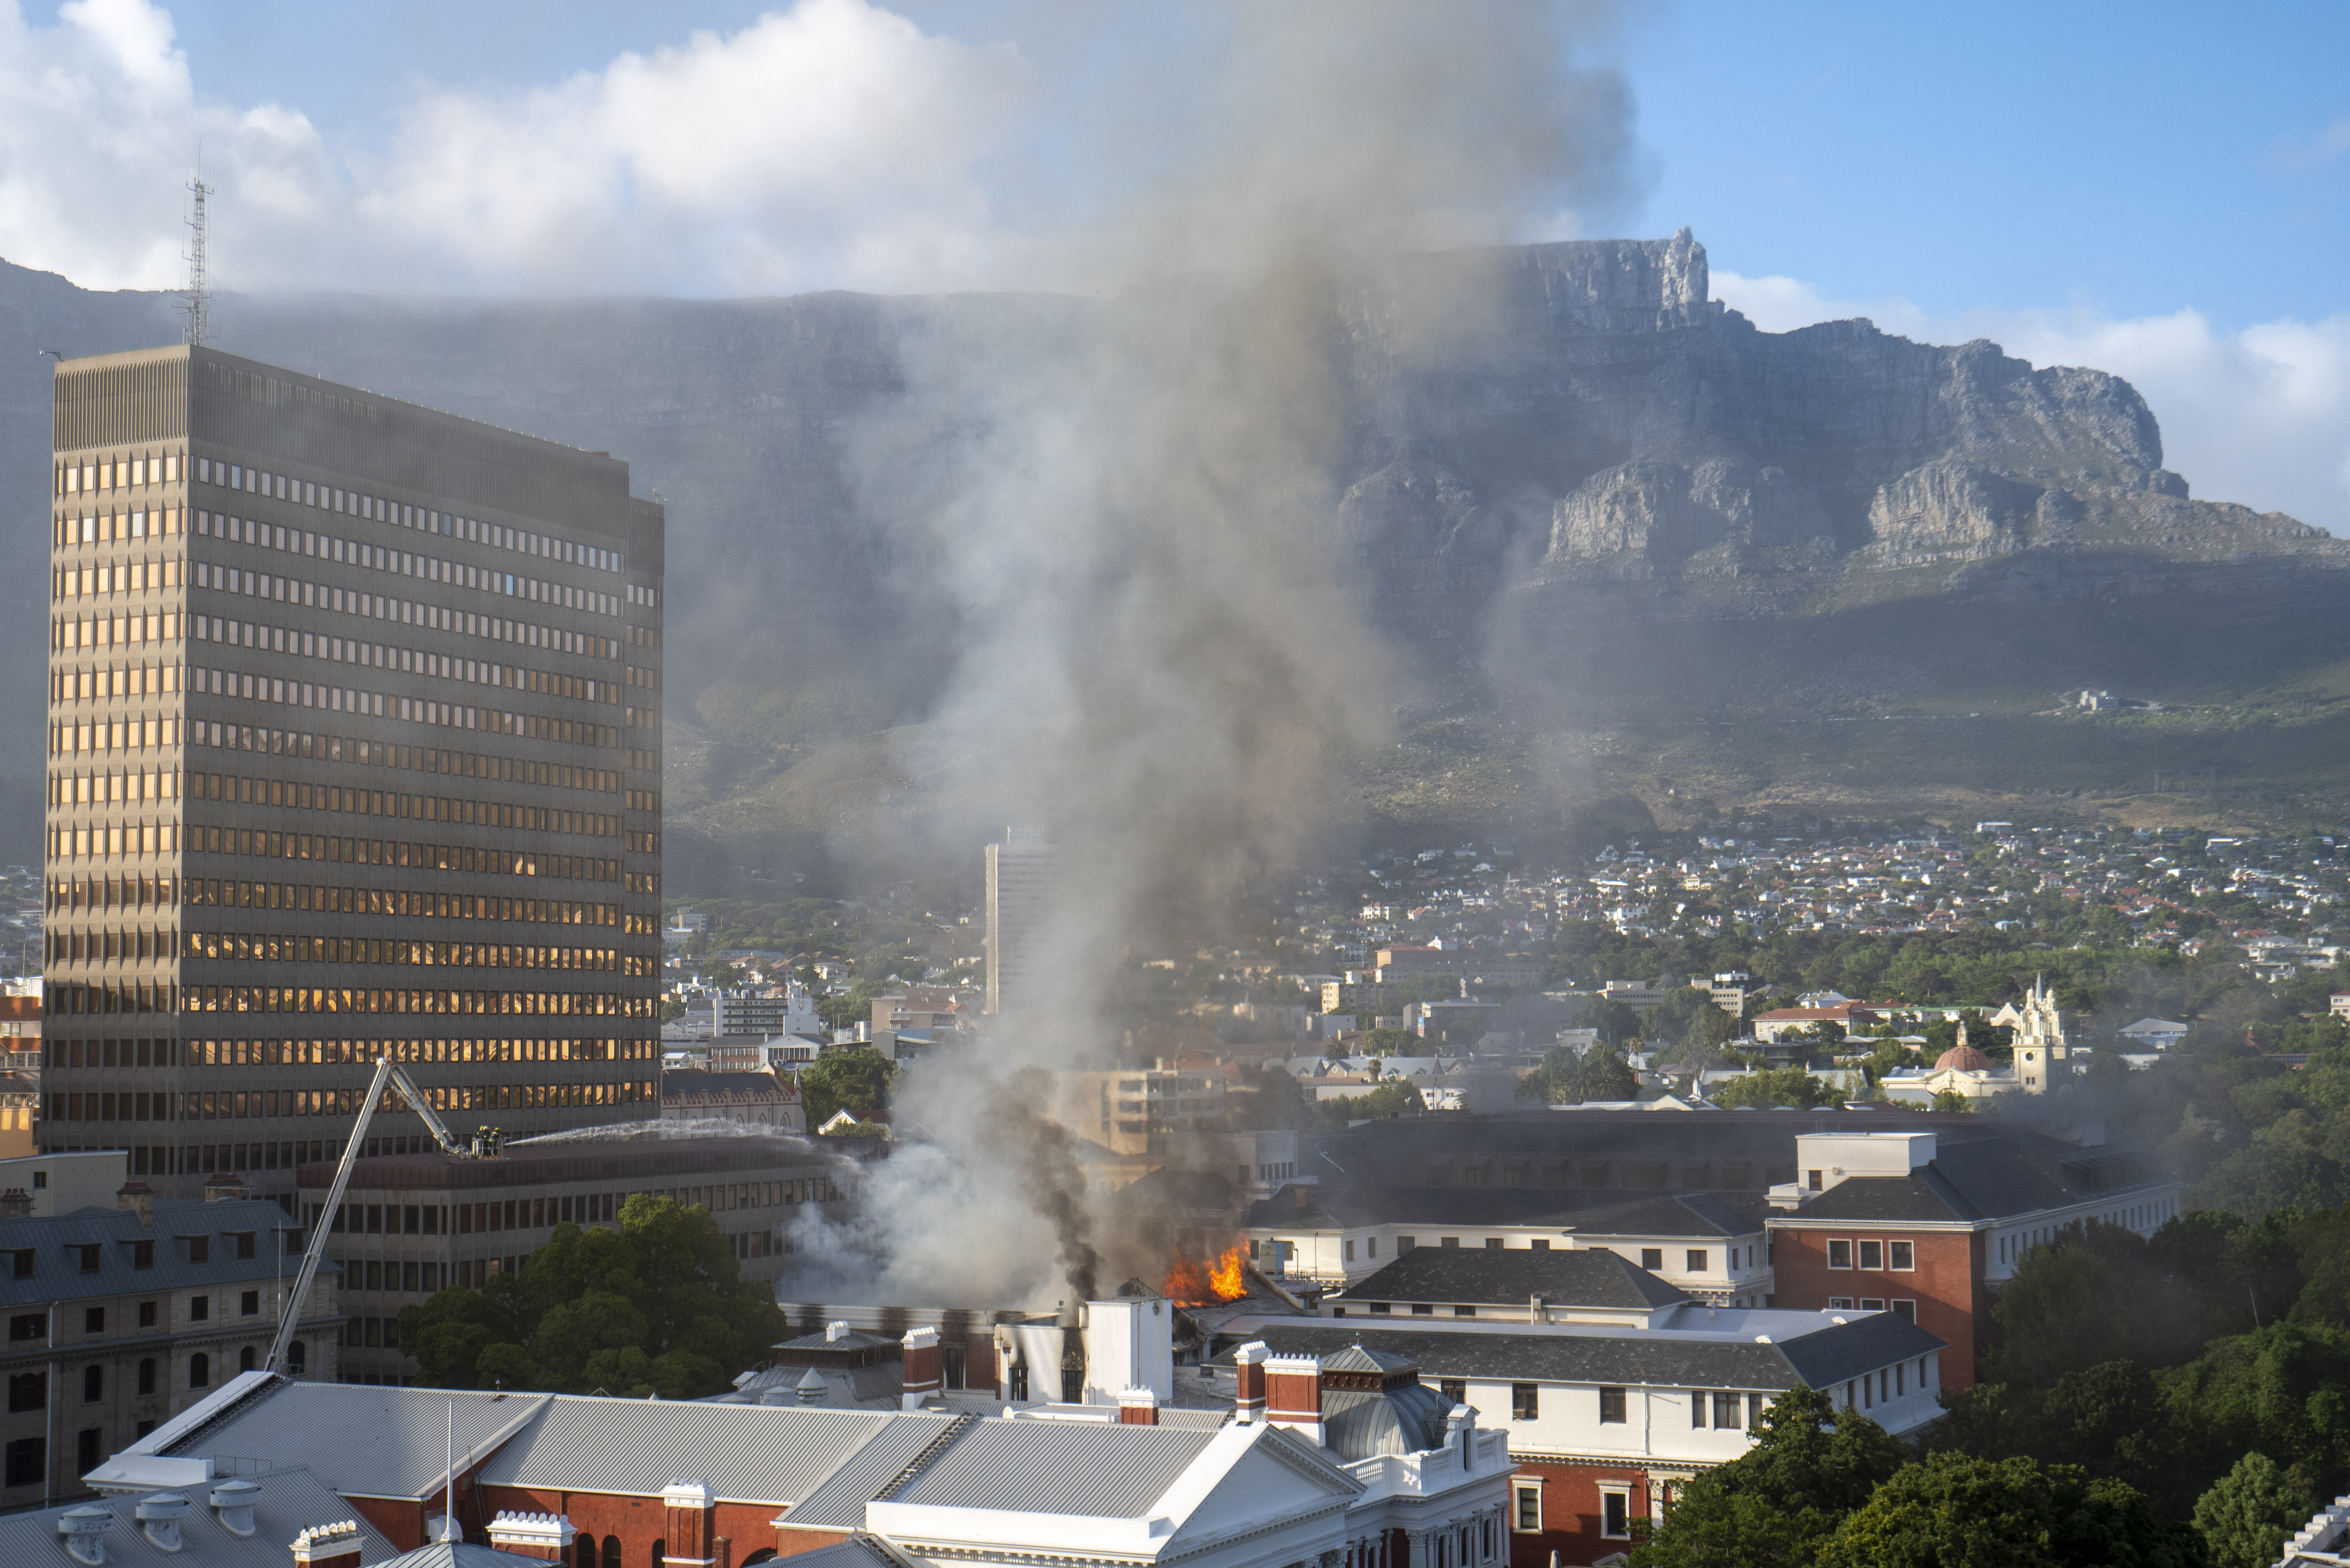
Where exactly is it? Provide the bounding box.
[793,0,1646,1304]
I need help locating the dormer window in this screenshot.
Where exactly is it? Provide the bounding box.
[185,1236,209,1264]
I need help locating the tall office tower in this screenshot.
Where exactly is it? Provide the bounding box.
[44,347,667,1198]
[982,828,1058,1016]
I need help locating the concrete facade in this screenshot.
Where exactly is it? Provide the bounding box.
[42,347,665,1198]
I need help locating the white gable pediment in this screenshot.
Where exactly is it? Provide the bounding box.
[1162,1427,1359,1552]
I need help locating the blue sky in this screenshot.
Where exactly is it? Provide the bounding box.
[132,0,2350,328]
[2,0,2344,525]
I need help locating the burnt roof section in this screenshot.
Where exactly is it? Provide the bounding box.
[1214,1312,1944,1393]
[295,1133,849,1193]
[1250,1184,1767,1238]
[1333,1246,1689,1311]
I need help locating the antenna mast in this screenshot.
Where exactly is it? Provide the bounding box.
[182,172,213,348]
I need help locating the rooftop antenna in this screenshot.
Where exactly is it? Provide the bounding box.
[182,164,213,349]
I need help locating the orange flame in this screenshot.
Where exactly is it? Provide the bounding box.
[1162,1245,1250,1304]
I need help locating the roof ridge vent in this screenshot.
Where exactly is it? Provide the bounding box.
[871,1413,975,1502]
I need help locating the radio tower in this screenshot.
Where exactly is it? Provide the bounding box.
[182,172,213,348]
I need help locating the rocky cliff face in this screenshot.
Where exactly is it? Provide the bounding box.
[2,236,2342,858]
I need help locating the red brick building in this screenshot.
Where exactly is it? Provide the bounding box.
[1764,1130,2179,1389]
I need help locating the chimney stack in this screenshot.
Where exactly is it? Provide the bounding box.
[662,1481,716,1568]
[0,1188,30,1220]
[289,1520,364,1568]
[901,1326,943,1409]
[1233,1341,1269,1423]
[485,1511,578,1561]
[203,1173,248,1204]
[1265,1354,1324,1445]
[117,1181,154,1227]
[1117,1387,1159,1426]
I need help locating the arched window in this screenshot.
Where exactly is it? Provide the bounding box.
[81,1365,102,1403]
[288,1341,307,1376]
[739,1553,778,1566]
[576,1539,596,1568]
[137,1359,156,1396]
[239,1346,257,1373]
[603,1537,622,1568]
[189,1353,209,1389]
[649,1542,664,1568]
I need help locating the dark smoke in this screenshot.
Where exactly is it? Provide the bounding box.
[994,1070,1101,1301]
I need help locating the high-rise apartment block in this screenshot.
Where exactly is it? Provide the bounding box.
[43,347,666,1197]
[982,829,1056,1016]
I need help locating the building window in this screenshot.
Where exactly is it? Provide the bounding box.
[1859,1298,1886,1311]
[1397,1236,1415,1253]
[1412,1303,1434,1316]
[8,1372,45,1412]
[76,1428,101,1474]
[1440,1237,1459,1249]
[241,1291,260,1317]
[138,1302,156,1328]
[83,1308,103,1333]
[1889,1241,1915,1271]
[1511,1382,1538,1420]
[1453,1305,1476,1318]
[1827,1239,1852,1269]
[1893,1299,1916,1323]
[5,1437,44,1488]
[1858,1240,1883,1270]
[1343,1239,1355,1263]
[1601,1489,1631,1539]
[1712,1391,1743,1428]
[1687,1249,1707,1272]
[1807,1169,1823,1190]
[1513,1482,1542,1532]
[1828,1297,1854,1309]
[190,1296,209,1322]
[1598,1386,1627,1424]
[1641,1248,1663,1270]
[1440,1378,1467,1406]
[189,1353,209,1389]
[1369,1302,1391,1314]
[81,1365,101,1403]
[137,1359,156,1396]
[1531,1238,1549,1251]
[7,1313,41,1342]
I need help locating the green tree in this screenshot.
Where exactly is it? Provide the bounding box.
[797,1047,898,1128]
[1360,1027,1417,1057]
[1519,1046,1639,1105]
[2193,1453,2316,1568]
[1630,1387,1908,1568]
[1712,1069,1833,1110]
[1816,1452,2198,1568]
[1312,1080,1424,1127]
[1929,1088,1973,1113]
[398,1195,788,1398]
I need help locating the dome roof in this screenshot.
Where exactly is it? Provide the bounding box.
[1935,1043,1993,1072]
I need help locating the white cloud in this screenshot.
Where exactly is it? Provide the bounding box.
[1715,269,2350,536]
[0,0,1034,295]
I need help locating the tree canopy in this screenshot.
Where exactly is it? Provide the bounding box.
[398,1194,786,1399]
[1515,1045,1637,1106]
[797,1047,898,1129]
[1629,1387,1908,1568]
[1815,1452,2197,1568]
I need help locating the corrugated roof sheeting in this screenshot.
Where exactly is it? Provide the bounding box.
[165,1383,550,1500]
[778,1413,965,1531]
[894,1421,1221,1518]
[478,1396,900,1505]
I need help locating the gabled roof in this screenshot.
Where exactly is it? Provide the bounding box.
[153,1381,551,1502]
[1211,1311,1944,1394]
[477,1396,911,1507]
[887,1419,1227,1517]
[1249,1184,1768,1240]
[1333,1246,1688,1311]
[1788,1138,2170,1225]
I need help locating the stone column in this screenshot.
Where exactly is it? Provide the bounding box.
[1405,1528,1428,1568]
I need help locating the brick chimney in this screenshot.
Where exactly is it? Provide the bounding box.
[1233,1341,1269,1424]
[901,1325,943,1409]
[0,1188,30,1220]
[203,1173,248,1204]
[1265,1354,1324,1445]
[661,1480,716,1566]
[486,1511,578,1560]
[289,1520,364,1568]
[116,1181,154,1227]
[1117,1387,1159,1426]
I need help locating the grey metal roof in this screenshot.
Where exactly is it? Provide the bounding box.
[476,1395,904,1506]
[160,1382,551,1501]
[1250,1184,1768,1239]
[0,1466,399,1566]
[1333,1246,1689,1311]
[1322,1378,1451,1459]
[1792,1138,2172,1225]
[382,1546,544,1568]
[1210,1312,1944,1394]
[889,1420,1224,1518]
[766,1538,920,1568]
[0,1198,337,1312]
[782,1413,967,1530]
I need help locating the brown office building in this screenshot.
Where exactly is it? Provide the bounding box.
[42,347,666,1196]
